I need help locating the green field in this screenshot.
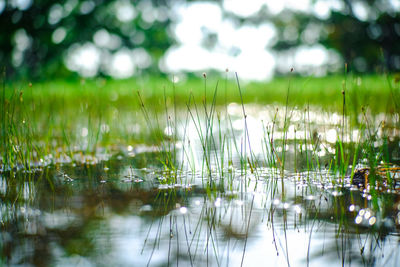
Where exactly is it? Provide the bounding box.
[8,74,400,113]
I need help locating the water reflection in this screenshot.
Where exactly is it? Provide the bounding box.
[1,152,400,266]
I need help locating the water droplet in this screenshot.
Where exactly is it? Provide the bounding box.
[364,210,372,219]
[294,205,302,214]
[140,205,152,212]
[331,191,343,197]
[273,199,280,205]
[214,198,221,207]
[368,216,376,225]
[355,216,363,224]
[349,204,355,212]
[180,207,188,214]
[305,195,316,200]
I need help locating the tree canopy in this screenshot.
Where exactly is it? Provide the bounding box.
[0,0,174,79]
[266,0,400,73]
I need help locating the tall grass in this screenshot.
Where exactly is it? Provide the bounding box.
[1,71,399,194]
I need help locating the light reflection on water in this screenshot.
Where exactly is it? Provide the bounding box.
[1,156,400,266]
[1,103,400,266]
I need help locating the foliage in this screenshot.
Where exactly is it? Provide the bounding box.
[267,0,400,73]
[1,0,400,78]
[0,0,174,79]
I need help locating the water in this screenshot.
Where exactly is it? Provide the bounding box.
[2,102,400,266]
[1,151,400,266]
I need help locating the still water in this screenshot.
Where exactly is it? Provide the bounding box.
[1,104,400,266]
[1,151,400,266]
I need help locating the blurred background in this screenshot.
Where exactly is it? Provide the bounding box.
[1,0,399,81]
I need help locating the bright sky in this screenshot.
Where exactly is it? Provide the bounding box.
[62,0,355,80]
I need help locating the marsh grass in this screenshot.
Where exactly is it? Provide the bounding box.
[1,71,400,195]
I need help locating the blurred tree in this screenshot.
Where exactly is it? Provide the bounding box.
[2,0,399,79]
[0,0,174,79]
[266,0,400,73]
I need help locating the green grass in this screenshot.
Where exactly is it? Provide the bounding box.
[1,73,400,185]
[7,74,400,113]
[1,72,400,267]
